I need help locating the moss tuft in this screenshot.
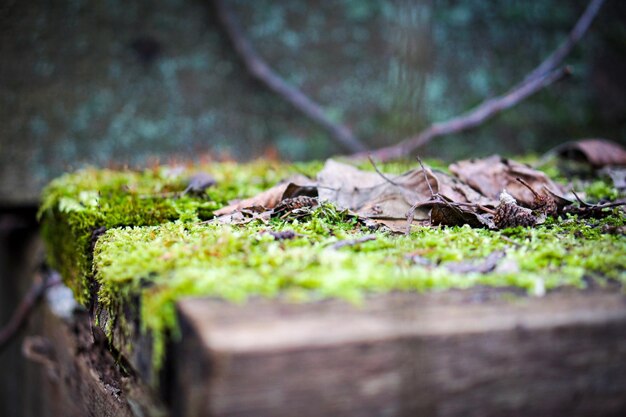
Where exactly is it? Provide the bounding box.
[39,161,319,304]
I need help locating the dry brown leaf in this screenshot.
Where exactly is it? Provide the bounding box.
[429,201,495,229]
[449,155,564,207]
[432,170,496,206]
[555,139,626,168]
[214,174,314,216]
[317,160,435,226]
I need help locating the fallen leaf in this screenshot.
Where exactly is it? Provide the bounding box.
[214,174,314,215]
[428,200,495,229]
[450,155,564,207]
[317,160,493,231]
[316,160,435,230]
[554,139,626,169]
[183,172,217,195]
[317,159,433,218]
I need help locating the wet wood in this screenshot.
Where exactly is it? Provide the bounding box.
[172,289,626,417]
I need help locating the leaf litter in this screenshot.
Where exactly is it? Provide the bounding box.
[215,154,624,232]
[208,152,625,280]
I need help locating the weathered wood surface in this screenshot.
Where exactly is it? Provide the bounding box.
[172,289,626,417]
[32,306,135,417]
[25,298,166,417]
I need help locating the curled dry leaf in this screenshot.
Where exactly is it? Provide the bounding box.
[214,174,315,216]
[429,201,495,229]
[317,159,494,231]
[183,172,217,195]
[272,196,319,219]
[450,155,564,207]
[554,139,626,169]
[317,159,434,221]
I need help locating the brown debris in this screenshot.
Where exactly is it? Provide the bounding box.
[265,230,297,240]
[331,235,377,250]
[515,177,559,216]
[563,192,626,219]
[493,191,538,229]
[272,196,319,219]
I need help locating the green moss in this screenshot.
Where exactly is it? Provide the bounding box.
[583,180,621,202]
[40,159,626,376]
[39,161,319,304]
[92,206,625,372]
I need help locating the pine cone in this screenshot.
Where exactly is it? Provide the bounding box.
[494,191,537,229]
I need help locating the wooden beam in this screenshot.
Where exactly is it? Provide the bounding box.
[172,290,626,417]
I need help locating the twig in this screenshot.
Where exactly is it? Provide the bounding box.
[417,156,435,197]
[362,0,604,161]
[368,155,400,186]
[524,0,606,82]
[499,235,522,248]
[516,177,541,198]
[571,190,591,207]
[0,270,61,353]
[406,157,436,234]
[211,0,367,153]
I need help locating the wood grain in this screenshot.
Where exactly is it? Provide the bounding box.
[172,289,626,417]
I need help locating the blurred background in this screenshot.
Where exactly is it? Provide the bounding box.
[1,0,625,205]
[1,1,626,415]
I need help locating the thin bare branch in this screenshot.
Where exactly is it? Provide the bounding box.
[0,270,61,352]
[368,155,400,186]
[362,0,604,161]
[524,0,606,82]
[364,67,570,162]
[417,156,435,197]
[516,177,541,199]
[211,0,367,153]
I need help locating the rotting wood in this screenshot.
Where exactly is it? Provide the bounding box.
[25,296,166,417]
[171,289,626,417]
